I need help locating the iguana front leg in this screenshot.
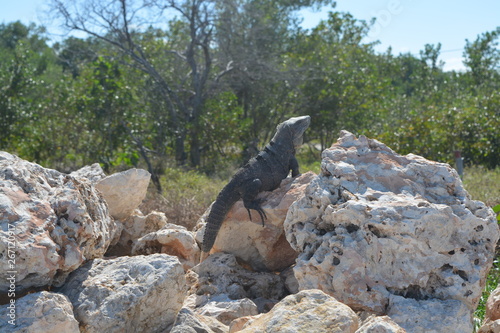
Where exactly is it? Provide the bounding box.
[242,178,267,226]
[289,156,300,177]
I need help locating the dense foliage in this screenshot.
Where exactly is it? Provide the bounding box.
[1,1,499,191]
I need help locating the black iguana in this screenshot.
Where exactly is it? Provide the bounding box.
[201,115,311,253]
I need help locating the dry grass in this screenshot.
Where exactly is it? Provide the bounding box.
[462,166,500,207]
[139,168,226,230]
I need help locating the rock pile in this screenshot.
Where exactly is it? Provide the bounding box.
[1,130,498,333]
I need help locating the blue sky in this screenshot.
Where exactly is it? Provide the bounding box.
[1,0,499,71]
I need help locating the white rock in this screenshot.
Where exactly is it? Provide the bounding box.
[69,163,106,183]
[387,295,471,333]
[191,253,286,302]
[238,289,359,332]
[171,308,228,333]
[0,152,119,292]
[0,291,79,333]
[59,254,186,333]
[132,223,200,270]
[478,284,500,332]
[107,210,168,256]
[284,131,499,331]
[195,172,315,271]
[95,168,150,220]
[197,295,258,325]
[356,315,405,333]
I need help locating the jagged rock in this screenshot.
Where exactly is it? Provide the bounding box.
[171,308,228,333]
[284,131,499,331]
[0,152,120,292]
[197,295,259,325]
[280,266,299,294]
[237,289,359,332]
[191,253,286,302]
[229,316,258,333]
[195,172,315,272]
[107,210,168,256]
[69,163,106,183]
[478,285,500,333]
[387,296,471,333]
[95,168,150,220]
[479,320,500,333]
[59,254,186,333]
[486,285,500,322]
[356,315,406,333]
[0,291,79,333]
[132,222,200,270]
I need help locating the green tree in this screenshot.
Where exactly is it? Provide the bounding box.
[463,27,500,89]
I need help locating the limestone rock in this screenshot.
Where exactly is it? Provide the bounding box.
[196,172,315,272]
[69,163,106,183]
[171,308,228,333]
[95,168,150,220]
[197,295,258,325]
[387,296,471,333]
[0,152,119,292]
[478,285,500,333]
[59,254,186,333]
[284,131,499,331]
[238,289,359,332]
[486,285,500,321]
[479,319,500,333]
[356,315,405,333]
[132,222,200,270]
[108,210,168,256]
[280,266,299,294]
[229,316,259,333]
[0,291,79,333]
[191,253,286,302]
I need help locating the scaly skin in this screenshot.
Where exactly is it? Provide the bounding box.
[201,115,311,253]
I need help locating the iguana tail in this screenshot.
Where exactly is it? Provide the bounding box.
[201,183,241,252]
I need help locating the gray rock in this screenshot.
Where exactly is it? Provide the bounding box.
[192,253,286,302]
[284,131,499,331]
[132,222,200,270]
[0,291,79,333]
[0,152,119,292]
[69,163,106,183]
[196,295,258,325]
[238,289,359,332]
[59,254,187,333]
[356,315,405,333]
[171,308,228,333]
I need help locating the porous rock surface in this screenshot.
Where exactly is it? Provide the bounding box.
[95,168,150,220]
[284,131,499,332]
[0,151,120,292]
[59,254,186,333]
[0,291,79,333]
[196,172,315,271]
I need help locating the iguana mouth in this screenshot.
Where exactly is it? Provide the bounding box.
[289,115,310,147]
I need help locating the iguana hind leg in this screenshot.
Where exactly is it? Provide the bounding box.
[243,178,267,226]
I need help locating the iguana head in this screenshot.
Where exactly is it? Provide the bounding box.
[273,115,311,148]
